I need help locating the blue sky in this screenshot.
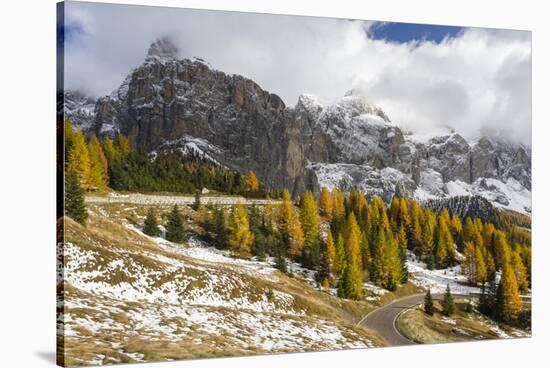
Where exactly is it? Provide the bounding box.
[369,22,464,43]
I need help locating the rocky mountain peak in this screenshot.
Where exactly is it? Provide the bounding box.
[145,36,179,63]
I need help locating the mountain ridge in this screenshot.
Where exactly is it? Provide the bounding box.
[63,38,531,214]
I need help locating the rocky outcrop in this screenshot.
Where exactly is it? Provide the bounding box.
[67,38,531,213]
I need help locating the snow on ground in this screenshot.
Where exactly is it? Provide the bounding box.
[446,177,531,214]
[406,253,481,295]
[60,214,378,365]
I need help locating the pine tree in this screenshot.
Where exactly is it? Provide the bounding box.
[245,170,260,192]
[166,205,187,243]
[300,191,321,267]
[442,284,456,316]
[228,205,254,259]
[279,189,304,260]
[424,289,434,316]
[496,263,522,322]
[211,206,229,249]
[319,186,333,218]
[143,208,160,237]
[192,191,202,211]
[67,130,91,189]
[65,168,88,225]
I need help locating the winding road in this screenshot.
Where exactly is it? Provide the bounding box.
[358,293,473,346]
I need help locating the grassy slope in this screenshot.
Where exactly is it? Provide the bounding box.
[59,202,425,366]
[396,300,530,344]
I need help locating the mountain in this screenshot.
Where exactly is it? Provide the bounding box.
[64,37,531,215]
[63,90,96,131]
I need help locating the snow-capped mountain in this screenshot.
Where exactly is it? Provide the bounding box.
[63,90,96,131]
[63,37,531,215]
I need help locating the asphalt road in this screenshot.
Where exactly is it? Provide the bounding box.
[358,294,426,346]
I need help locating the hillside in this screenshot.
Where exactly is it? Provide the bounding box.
[57,202,389,366]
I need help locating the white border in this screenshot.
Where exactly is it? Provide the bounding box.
[0,1,548,367]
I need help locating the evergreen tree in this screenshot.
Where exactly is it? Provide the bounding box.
[424,289,434,316]
[228,205,254,259]
[300,191,321,267]
[245,170,260,192]
[64,168,88,225]
[496,263,522,322]
[211,206,229,249]
[166,205,187,243]
[192,191,202,211]
[442,284,456,316]
[143,208,160,237]
[319,186,333,218]
[67,129,91,189]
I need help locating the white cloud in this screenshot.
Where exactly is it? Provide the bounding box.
[63,2,531,145]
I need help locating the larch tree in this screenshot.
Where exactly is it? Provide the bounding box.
[245,170,260,192]
[325,232,337,286]
[319,186,333,218]
[510,250,529,293]
[102,137,115,162]
[279,189,304,260]
[493,231,511,270]
[335,233,346,279]
[496,263,522,322]
[165,205,187,243]
[300,191,321,267]
[87,134,108,191]
[339,213,363,299]
[65,168,88,225]
[114,134,132,160]
[331,188,346,219]
[228,205,254,259]
[143,208,160,237]
[67,129,91,189]
[474,246,487,285]
[462,241,477,285]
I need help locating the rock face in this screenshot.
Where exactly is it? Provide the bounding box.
[63,90,96,131]
[69,38,531,214]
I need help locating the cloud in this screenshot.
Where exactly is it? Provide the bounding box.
[63,2,531,145]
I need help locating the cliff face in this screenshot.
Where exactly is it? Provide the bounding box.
[65,38,531,214]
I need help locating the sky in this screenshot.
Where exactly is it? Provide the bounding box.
[62,1,532,146]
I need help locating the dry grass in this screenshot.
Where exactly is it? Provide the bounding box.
[396,300,517,344]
